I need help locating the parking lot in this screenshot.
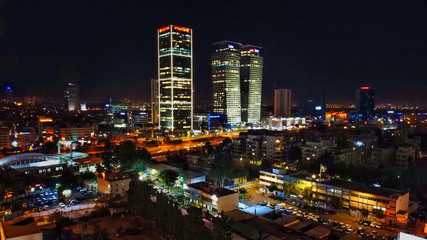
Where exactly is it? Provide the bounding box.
[20,187,97,214]
[245,188,398,239]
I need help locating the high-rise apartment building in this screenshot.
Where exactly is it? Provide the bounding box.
[151,79,159,124]
[211,41,242,124]
[274,89,291,117]
[241,45,263,123]
[64,82,79,111]
[157,25,193,135]
[356,86,375,120]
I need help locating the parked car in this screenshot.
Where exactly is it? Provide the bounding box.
[58,202,65,208]
[43,205,49,210]
[84,191,93,196]
[363,220,371,226]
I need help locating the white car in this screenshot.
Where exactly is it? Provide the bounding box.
[58,202,65,208]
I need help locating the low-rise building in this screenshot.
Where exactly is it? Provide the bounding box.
[184,181,238,213]
[0,217,42,240]
[332,147,363,165]
[259,169,416,225]
[97,171,132,196]
[302,141,330,163]
[395,145,415,167]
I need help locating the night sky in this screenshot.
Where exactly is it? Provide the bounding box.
[1,0,427,104]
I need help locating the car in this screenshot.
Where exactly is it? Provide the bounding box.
[76,187,82,191]
[375,223,382,229]
[345,229,352,234]
[70,199,79,205]
[79,188,88,192]
[84,191,93,196]
[43,205,49,210]
[22,203,27,208]
[357,228,365,234]
[38,207,43,212]
[292,210,297,215]
[358,220,365,225]
[372,231,378,235]
[370,222,377,228]
[58,202,65,208]
[363,221,371,226]
[346,224,352,229]
[260,201,267,206]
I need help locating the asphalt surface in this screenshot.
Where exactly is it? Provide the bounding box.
[20,187,96,214]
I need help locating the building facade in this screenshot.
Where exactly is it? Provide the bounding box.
[184,181,238,213]
[259,170,414,225]
[274,89,292,117]
[241,45,263,123]
[64,82,79,111]
[356,86,375,120]
[151,78,159,125]
[212,41,242,124]
[158,25,193,135]
[97,172,132,197]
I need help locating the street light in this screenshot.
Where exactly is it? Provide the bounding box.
[312,174,316,179]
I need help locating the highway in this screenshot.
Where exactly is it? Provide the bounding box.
[81,134,237,162]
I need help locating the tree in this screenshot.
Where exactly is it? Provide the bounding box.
[372,209,385,220]
[55,216,73,239]
[115,140,138,170]
[159,169,179,188]
[268,183,279,193]
[239,188,247,202]
[132,160,147,172]
[212,212,233,240]
[288,146,302,163]
[48,210,62,223]
[282,182,294,196]
[361,208,369,219]
[332,197,342,210]
[301,187,313,205]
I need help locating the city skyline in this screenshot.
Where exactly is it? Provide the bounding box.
[1,1,427,104]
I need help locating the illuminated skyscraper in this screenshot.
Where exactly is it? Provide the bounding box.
[211,41,242,124]
[157,25,193,135]
[274,89,291,117]
[241,45,263,123]
[64,82,79,111]
[356,86,375,120]
[151,78,159,124]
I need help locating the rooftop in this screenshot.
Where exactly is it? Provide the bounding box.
[102,171,132,182]
[322,178,365,190]
[187,182,236,197]
[353,186,405,198]
[1,217,41,238]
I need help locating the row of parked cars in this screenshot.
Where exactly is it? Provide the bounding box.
[76,187,94,196]
[359,220,382,229]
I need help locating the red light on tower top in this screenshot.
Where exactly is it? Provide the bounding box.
[361,86,370,90]
[173,26,190,33]
[159,26,170,33]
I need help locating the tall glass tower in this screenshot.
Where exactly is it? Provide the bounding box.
[356,86,375,120]
[241,45,263,123]
[158,25,193,135]
[211,41,242,124]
